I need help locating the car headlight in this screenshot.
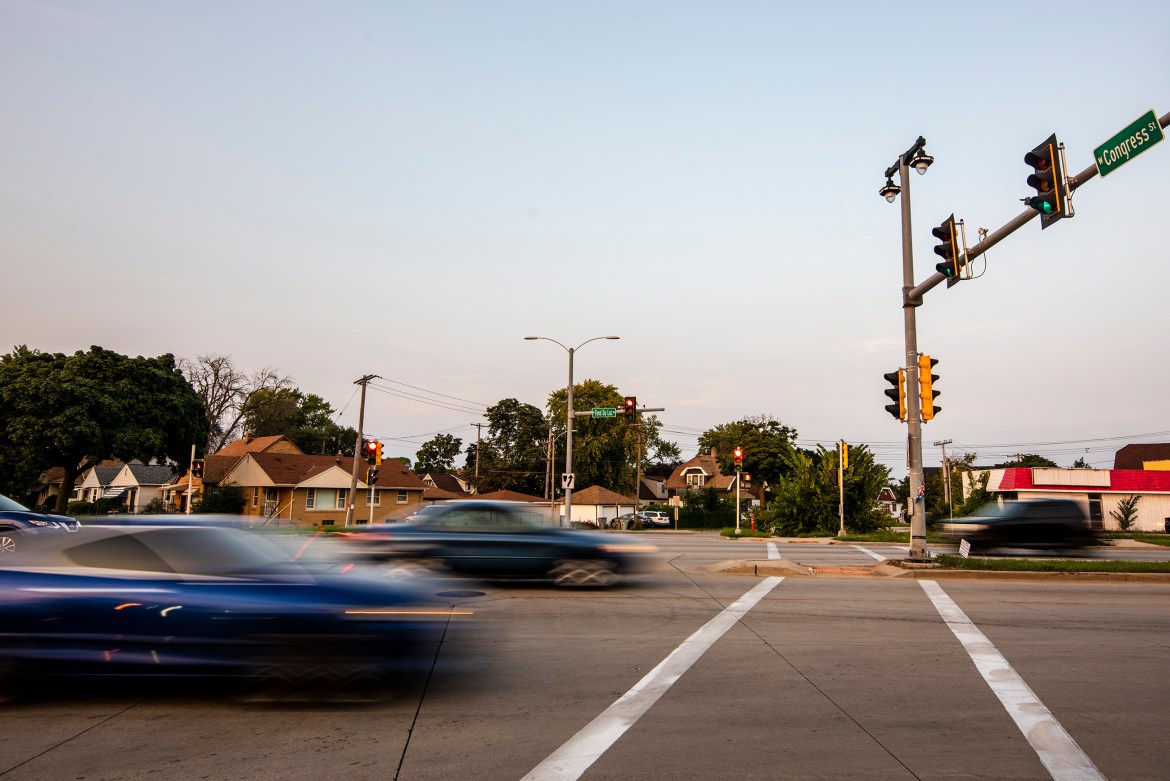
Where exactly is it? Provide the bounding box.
[27,519,51,526]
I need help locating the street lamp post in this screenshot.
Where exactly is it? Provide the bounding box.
[881,136,934,562]
[524,335,620,527]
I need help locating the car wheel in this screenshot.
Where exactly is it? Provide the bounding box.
[0,530,18,554]
[550,559,619,587]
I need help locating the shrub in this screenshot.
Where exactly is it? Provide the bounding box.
[196,483,246,514]
[140,498,166,514]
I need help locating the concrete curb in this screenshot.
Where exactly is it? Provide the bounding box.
[710,559,1170,583]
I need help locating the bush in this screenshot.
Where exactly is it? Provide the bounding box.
[195,483,246,514]
[68,500,97,515]
[140,498,166,514]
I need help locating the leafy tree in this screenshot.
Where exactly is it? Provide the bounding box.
[196,482,246,514]
[471,399,548,495]
[763,444,891,535]
[415,433,464,474]
[994,454,1059,468]
[697,416,800,486]
[242,387,302,437]
[1072,457,1091,469]
[1110,495,1140,531]
[0,346,207,512]
[243,389,357,456]
[546,380,638,495]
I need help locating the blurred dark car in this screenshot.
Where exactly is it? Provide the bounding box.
[939,499,1098,553]
[337,501,655,586]
[612,512,670,530]
[0,524,459,700]
[0,494,80,554]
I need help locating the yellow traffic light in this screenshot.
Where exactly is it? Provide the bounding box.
[918,354,940,421]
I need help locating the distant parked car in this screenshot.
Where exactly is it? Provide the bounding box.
[939,499,1098,553]
[639,511,672,529]
[0,494,80,554]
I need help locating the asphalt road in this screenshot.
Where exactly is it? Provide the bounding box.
[4,533,1170,780]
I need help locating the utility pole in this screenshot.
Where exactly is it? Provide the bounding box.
[344,374,377,526]
[837,440,847,537]
[473,422,483,494]
[934,439,953,519]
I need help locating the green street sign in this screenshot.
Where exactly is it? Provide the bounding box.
[1095,109,1163,177]
[591,407,617,418]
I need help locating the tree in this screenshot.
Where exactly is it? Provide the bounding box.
[697,416,800,486]
[1072,457,1091,469]
[1110,495,1140,531]
[284,393,358,456]
[0,346,207,512]
[471,399,548,495]
[546,380,638,495]
[995,454,1059,468]
[763,444,891,535]
[415,433,464,474]
[179,354,291,453]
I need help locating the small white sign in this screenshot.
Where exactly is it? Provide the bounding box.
[561,473,575,490]
[959,539,971,559]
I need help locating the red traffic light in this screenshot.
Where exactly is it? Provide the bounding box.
[623,396,637,418]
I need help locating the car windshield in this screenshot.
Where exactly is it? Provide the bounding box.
[426,506,543,532]
[0,494,31,512]
[64,528,292,575]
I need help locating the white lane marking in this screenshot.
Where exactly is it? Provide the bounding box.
[767,542,780,559]
[852,545,887,562]
[919,580,1105,781]
[522,577,784,781]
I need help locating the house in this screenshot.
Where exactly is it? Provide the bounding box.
[476,489,547,503]
[218,452,426,525]
[106,462,178,513]
[77,461,130,505]
[30,467,66,509]
[877,487,902,521]
[202,434,305,485]
[1114,443,1170,471]
[664,450,761,507]
[639,476,668,505]
[561,486,637,526]
[968,467,1170,532]
[420,472,474,503]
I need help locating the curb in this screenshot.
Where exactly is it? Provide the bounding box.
[710,559,1170,583]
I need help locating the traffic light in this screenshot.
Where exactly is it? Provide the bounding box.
[374,441,383,466]
[623,396,637,419]
[932,214,960,278]
[366,466,379,485]
[841,442,849,470]
[883,369,906,421]
[734,447,743,471]
[918,354,941,421]
[1024,133,1066,229]
[365,439,378,465]
[191,459,204,479]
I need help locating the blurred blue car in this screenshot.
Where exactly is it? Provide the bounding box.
[0,494,80,554]
[0,524,464,700]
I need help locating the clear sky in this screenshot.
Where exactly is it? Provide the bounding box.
[2,0,1168,475]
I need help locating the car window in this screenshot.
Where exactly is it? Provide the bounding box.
[138,528,287,574]
[66,534,174,573]
[0,494,30,512]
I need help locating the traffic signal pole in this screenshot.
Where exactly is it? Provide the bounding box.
[896,150,930,562]
[344,374,377,527]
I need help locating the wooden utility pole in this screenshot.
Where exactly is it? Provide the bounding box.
[344,374,377,526]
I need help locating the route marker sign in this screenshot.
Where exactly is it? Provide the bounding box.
[1094,109,1163,177]
[561,473,575,489]
[591,407,617,418]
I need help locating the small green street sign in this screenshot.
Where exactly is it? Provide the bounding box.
[1095,109,1163,177]
[591,407,618,418]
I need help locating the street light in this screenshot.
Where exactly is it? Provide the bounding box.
[880,135,933,562]
[524,335,620,527]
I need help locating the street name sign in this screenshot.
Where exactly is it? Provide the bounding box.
[591,407,618,418]
[1094,109,1163,177]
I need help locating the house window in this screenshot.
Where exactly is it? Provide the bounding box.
[252,488,259,508]
[336,489,348,510]
[685,471,706,487]
[305,489,316,509]
[397,490,408,504]
[365,490,381,507]
[1088,494,1103,527]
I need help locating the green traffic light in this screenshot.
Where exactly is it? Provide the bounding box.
[1027,196,1054,215]
[935,262,955,278]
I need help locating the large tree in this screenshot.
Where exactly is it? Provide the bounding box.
[469,398,548,495]
[764,444,891,535]
[0,346,207,511]
[697,415,800,485]
[179,354,290,453]
[546,380,639,495]
[415,433,464,475]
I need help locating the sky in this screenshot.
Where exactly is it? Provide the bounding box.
[2,0,1168,476]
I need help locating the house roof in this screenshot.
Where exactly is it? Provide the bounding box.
[214,435,302,457]
[995,467,1170,493]
[665,453,719,489]
[567,485,636,505]
[125,463,177,486]
[423,486,468,501]
[236,453,427,490]
[476,489,547,503]
[1114,443,1170,470]
[422,473,470,495]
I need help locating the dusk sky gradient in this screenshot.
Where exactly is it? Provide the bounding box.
[2,1,1167,475]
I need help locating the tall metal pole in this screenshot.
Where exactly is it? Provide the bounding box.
[837,440,846,537]
[898,154,929,562]
[564,347,575,528]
